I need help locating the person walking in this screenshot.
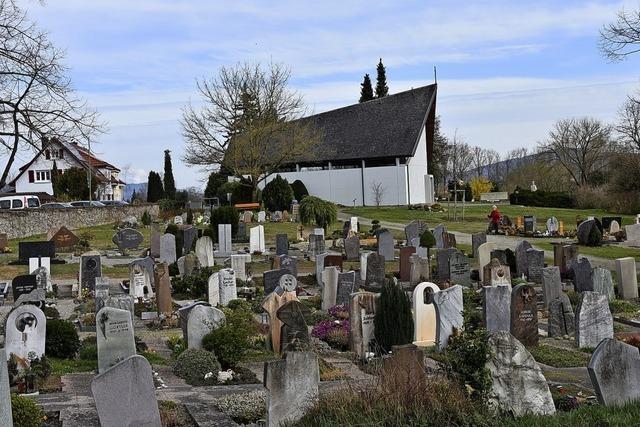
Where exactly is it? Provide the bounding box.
[488,205,501,234]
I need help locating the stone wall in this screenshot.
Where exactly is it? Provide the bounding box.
[0,204,160,239]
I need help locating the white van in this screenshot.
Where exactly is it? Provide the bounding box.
[0,195,40,210]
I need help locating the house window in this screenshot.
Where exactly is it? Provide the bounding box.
[35,170,51,182]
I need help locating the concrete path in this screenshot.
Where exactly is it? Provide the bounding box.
[339,212,618,269]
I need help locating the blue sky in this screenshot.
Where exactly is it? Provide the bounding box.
[15,0,640,189]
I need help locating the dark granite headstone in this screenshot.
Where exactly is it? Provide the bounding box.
[601,216,622,232]
[490,249,508,267]
[436,248,458,281]
[577,219,601,246]
[324,254,343,271]
[344,236,360,261]
[336,271,356,306]
[182,226,198,254]
[264,269,289,295]
[111,228,144,252]
[364,253,385,291]
[548,293,575,337]
[11,274,37,301]
[525,248,545,283]
[524,215,536,235]
[18,241,55,262]
[275,234,289,256]
[553,243,578,276]
[448,252,470,286]
[80,254,102,291]
[471,232,486,258]
[399,247,416,282]
[277,300,311,352]
[515,240,533,278]
[510,283,538,346]
[571,258,593,292]
[236,222,247,241]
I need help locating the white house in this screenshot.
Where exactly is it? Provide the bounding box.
[260,84,437,206]
[9,137,126,201]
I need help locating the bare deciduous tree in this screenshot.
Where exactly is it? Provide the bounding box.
[471,146,488,177]
[539,117,612,187]
[370,181,385,208]
[0,0,103,188]
[181,62,317,200]
[616,95,640,151]
[600,7,640,61]
[445,132,473,184]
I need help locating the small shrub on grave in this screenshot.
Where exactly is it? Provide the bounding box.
[11,394,44,427]
[172,348,220,386]
[141,210,152,226]
[202,301,256,369]
[374,279,414,353]
[301,295,322,311]
[79,337,98,361]
[609,299,640,314]
[209,206,239,240]
[221,366,260,385]
[134,336,148,352]
[290,179,309,202]
[262,175,294,212]
[29,355,51,383]
[43,305,60,319]
[167,335,187,359]
[311,319,350,351]
[170,266,218,298]
[442,327,491,399]
[77,231,94,249]
[213,390,266,425]
[462,288,483,331]
[419,229,436,248]
[45,319,80,359]
[299,195,337,230]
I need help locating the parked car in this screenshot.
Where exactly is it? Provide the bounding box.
[100,200,129,206]
[0,195,40,210]
[40,202,73,209]
[69,200,106,208]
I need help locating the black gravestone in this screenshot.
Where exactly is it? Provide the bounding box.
[18,241,55,262]
[80,255,102,291]
[263,269,288,295]
[112,228,144,251]
[601,216,622,231]
[277,300,311,352]
[275,234,289,255]
[12,274,37,300]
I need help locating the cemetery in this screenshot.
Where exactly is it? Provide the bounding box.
[0,201,640,426]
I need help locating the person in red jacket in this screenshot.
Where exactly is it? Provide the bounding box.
[488,205,501,234]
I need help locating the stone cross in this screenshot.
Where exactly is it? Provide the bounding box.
[412,282,440,347]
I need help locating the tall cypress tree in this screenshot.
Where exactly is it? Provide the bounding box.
[359,74,374,103]
[375,58,389,98]
[147,171,164,202]
[163,149,176,199]
[51,161,60,197]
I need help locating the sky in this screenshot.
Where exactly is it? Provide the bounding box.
[11,0,640,189]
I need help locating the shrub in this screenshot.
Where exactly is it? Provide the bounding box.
[509,187,576,208]
[575,186,609,210]
[172,348,220,386]
[219,179,255,204]
[262,175,294,211]
[202,303,256,369]
[186,209,194,225]
[419,229,436,248]
[374,279,414,353]
[12,394,44,427]
[45,319,80,359]
[43,306,60,319]
[210,206,239,240]
[290,179,309,201]
[213,390,266,425]
[141,210,152,226]
[442,328,491,398]
[470,177,493,200]
[311,319,350,350]
[299,196,337,230]
[79,337,98,361]
[170,266,217,298]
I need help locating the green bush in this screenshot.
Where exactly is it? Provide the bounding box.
[291,179,309,201]
[45,319,80,359]
[141,210,152,226]
[79,337,98,361]
[165,223,184,258]
[262,175,294,211]
[210,206,239,239]
[419,229,436,248]
[509,187,576,208]
[172,348,220,386]
[202,302,256,369]
[299,196,337,230]
[43,306,60,319]
[213,390,266,425]
[442,328,491,398]
[169,266,217,298]
[374,279,414,353]
[186,209,194,225]
[219,179,255,204]
[12,394,44,427]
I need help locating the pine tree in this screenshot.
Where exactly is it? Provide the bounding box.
[51,161,60,197]
[374,278,414,353]
[359,74,374,103]
[375,58,389,98]
[147,171,164,202]
[163,149,176,199]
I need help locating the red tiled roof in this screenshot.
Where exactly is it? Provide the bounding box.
[75,145,120,171]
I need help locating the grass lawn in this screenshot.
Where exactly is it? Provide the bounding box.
[49,357,97,375]
[528,344,591,368]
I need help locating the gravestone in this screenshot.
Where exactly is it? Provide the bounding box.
[350,216,358,234]
[257,211,266,222]
[490,249,508,267]
[410,254,430,285]
[217,224,232,254]
[279,274,297,292]
[264,351,319,427]
[526,248,544,283]
[321,266,339,310]
[364,252,386,291]
[541,266,562,307]
[242,211,253,223]
[433,224,446,249]
[510,284,538,346]
[483,284,511,333]
[0,346,12,426]
[609,220,621,234]
[616,257,638,299]
[155,263,172,314]
[486,331,556,416]
[111,228,144,252]
[515,240,533,278]
[218,268,237,306]
[236,222,247,242]
[471,232,486,258]
[264,269,289,296]
[177,256,186,276]
[308,233,325,256]
[436,248,457,281]
[195,236,214,268]
[626,224,640,245]
[129,261,154,299]
[449,252,470,286]
[250,225,266,253]
[80,252,102,291]
[159,233,177,264]
[478,242,498,283]
[359,252,369,281]
[335,271,356,306]
[183,253,198,277]
[548,293,575,337]
[104,295,135,321]
[546,217,559,234]
[230,254,247,281]
[174,215,183,225]
[350,292,378,358]
[483,258,511,287]
[11,274,37,302]
[182,226,198,254]
[262,290,298,354]
[177,301,210,346]
[95,279,110,313]
[588,338,640,407]
[344,236,360,261]
[524,215,536,235]
[433,285,463,350]
[150,228,161,258]
[47,226,79,249]
[576,291,613,348]
[207,272,219,306]
[399,246,416,282]
[18,241,55,262]
[273,211,283,222]
[602,216,622,232]
[412,282,441,347]
[275,233,289,255]
[277,300,311,352]
[382,344,427,389]
[315,253,328,287]
[571,258,593,292]
[187,305,225,349]
[592,267,615,302]
[4,305,46,363]
[554,243,578,275]
[577,219,601,246]
[324,254,343,271]
[91,355,161,427]
[277,255,298,277]
[405,220,428,247]
[129,256,155,293]
[377,230,394,261]
[96,307,136,373]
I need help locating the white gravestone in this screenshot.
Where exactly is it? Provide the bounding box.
[616,257,638,299]
[195,236,214,267]
[218,268,237,306]
[250,225,266,254]
[4,305,46,363]
[217,224,232,254]
[231,254,247,281]
[96,307,136,373]
[413,282,441,347]
[187,305,225,349]
[208,272,220,306]
[321,266,339,310]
